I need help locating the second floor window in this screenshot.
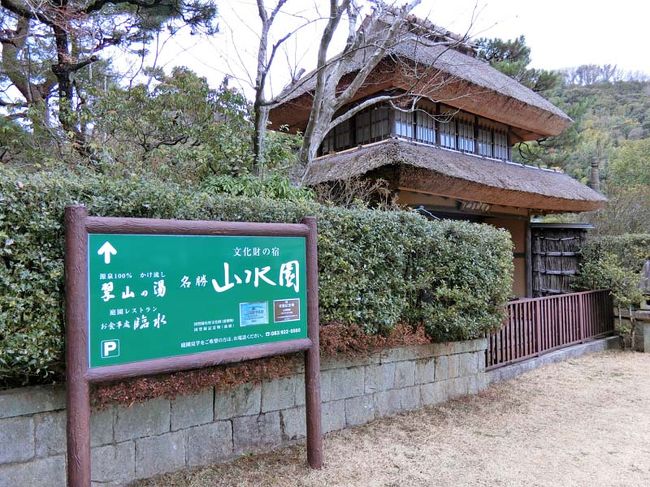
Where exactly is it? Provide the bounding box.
[415,109,436,144]
[439,118,456,149]
[494,130,509,159]
[357,107,390,144]
[322,119,351,154]
[478,127,492,157]
[458,116,475,152]
[318,101,512,161]
[395,110,414,139]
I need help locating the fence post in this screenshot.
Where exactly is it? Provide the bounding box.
[579,293,586,343]
[535,299,541,356]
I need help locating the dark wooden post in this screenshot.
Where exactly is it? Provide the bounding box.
[303,217,323,469]
[525,222,533,297]
[65,205,91,487]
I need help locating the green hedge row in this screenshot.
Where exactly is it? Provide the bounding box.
[0,168,513,387]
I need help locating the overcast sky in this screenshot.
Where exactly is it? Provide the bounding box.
[150,0,650,94]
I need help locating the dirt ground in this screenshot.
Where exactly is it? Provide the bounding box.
[134,350,650,487]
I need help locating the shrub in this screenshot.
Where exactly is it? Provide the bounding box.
[0,168,512,387]
[581,234,650,273]
[576,234,649,308]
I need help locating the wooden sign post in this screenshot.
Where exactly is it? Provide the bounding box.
[64,206,323,486]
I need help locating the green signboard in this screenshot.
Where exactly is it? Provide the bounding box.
[87,234,308,368]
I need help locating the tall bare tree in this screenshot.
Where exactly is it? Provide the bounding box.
[297,0,422,164]
[248,0,426,175]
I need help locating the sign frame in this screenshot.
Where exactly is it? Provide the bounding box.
[64,205,323,486]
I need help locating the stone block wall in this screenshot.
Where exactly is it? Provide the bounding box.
[614,308,650,351]
[0,339,487,486]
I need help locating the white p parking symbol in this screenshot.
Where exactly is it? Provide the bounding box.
[100,339,120,358]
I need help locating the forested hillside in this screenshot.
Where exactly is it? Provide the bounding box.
[523,71,650,234]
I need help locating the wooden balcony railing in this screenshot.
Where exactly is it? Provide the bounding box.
[485,290,614,370]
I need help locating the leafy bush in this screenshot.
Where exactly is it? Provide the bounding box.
[200,174,314,202]
[576,234,649,307]
[0,168,512,387]
[581,235,649,275]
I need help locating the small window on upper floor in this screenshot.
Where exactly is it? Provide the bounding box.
[457,115,475,153]
[415,109,436,144]
[439,116,456,149]
[478,127,492,157]
[494,130,508,160]
[321,119,350,154]
[395,110,414,139]
[356,106,390,145]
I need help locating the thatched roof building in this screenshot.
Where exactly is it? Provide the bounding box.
[269,15,606,298]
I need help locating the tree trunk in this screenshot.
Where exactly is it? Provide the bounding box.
[253,104,268,178]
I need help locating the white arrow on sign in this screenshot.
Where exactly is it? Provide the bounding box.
[97,241,117,264]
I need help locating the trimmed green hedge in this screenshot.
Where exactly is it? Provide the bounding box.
[0,168,513,387]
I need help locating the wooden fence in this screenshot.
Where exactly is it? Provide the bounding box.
[486,290,614,370]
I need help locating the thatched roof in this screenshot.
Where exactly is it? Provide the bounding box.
[304,139,607,213]
[281,36,567,121]
[270,21,571,140]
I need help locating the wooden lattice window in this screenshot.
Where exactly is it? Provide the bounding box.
[415,109,436,144]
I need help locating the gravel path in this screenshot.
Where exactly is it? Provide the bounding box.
[134,350,650,487]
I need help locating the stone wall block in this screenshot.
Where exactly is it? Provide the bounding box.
[322,400,346,434]
[262,376,297,412]
[374,390,402,418]
[0,416,34,464]
[447,354,460,379]
[364,363,395,394]
[420,381,448,406]
[415,358,436,384]
[447,377,470,400]
[394,361,416,389]
[214,382,261,420]
[0,386,65,420]
[294,375,306,407]
[232,411,281,454]
[135,431,185,479]
[330,367,364,401]
[435,355,449,381]
[0,455,65,487]
[281,406,306,440]
[115,398,170,442]
[441,338,488,355]
[399,386,421,411]
[34,408,114,457]
[345,395,375,427]
[171,389,214,431]
[34,411,65,457]
[476,351,486,372]
[379,344,435,363]
[185,421,233,467]
[91,407,115,447]
[468,374,488,396]
[321,353,376,371]
[320,369,333,402]
[476,372,489,392]
[459,352,479,377]
[91,441,135,485]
